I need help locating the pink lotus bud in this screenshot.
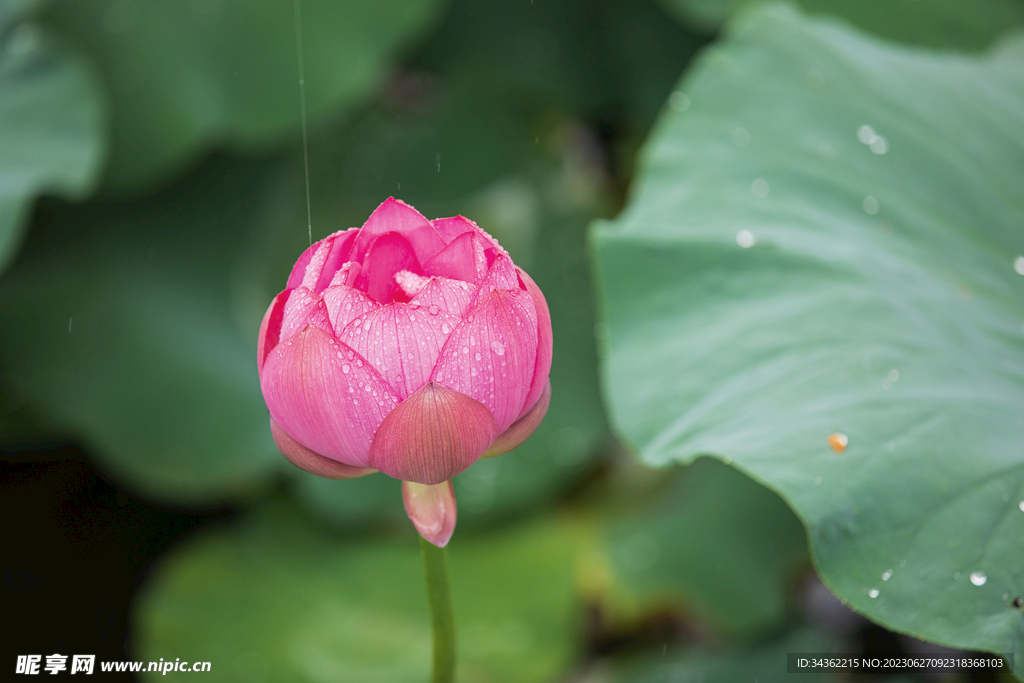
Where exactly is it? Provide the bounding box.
[258,198,553,546]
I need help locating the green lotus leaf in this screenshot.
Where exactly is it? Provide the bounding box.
[592,3,1024,670]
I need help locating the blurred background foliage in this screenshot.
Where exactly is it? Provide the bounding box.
[0,0,1020,681]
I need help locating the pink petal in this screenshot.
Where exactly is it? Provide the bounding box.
[280,286,332,340]
[431,215,506,254]
[271,417,377,479]
[369,382,497,484]
[421,230,493,284]
[402,480,457,548]
[430,289,538,433]
[430,216,477,245]
[394,270,431,299]
[322,285,379,336]
[257,290,288,374]
[260,325,400,467]
[286,228,357,291]
[357,232,421,303]
[329,261,361,288]
[409,276,477,318]
[482,380,550,458]
[516,267,553,420]
[473,253,520,303]
[351,197,445,265]
[338,302,460,400]
[300,238,333,291]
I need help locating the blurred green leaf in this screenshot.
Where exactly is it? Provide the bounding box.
[606,458,808,637]
[0,156,287,502]
[593,2,1024,669]
[0,17,106,274]
[43,0,445,191]
[135,503,587,683]
[0,0,47,26]
[656,0,1024,50]
[604,626,841,683]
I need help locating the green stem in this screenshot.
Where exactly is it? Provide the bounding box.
[420,537,456,683]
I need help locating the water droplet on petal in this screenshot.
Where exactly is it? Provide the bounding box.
[475,352,481,361]
[428,304,439,315]
[441,323,450,334]
[491,340,505,356]
[463,346,469,354]
[868,589,880,598]
[337,352,343,359]
[970,571,987,586]
[342,364,350,374]
[828,433,848,453]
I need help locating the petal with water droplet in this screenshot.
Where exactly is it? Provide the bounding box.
[279,286,332,340]
[410,276,477,318]
[261,325,398,467]
[516,267,552,420]
[431,289,538,432]
[483,380,551,458]
[350,197,445,265]
[370,382,497,484]
[339,302,460,399]
[322,285,379,335]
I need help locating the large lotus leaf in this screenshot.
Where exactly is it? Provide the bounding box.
[42,0,444,191]
[134,503,586,683]
[592,2,1024,670]
[657,0,1024,51]
[605,457,808,637]
[0,17,106,274]
[0,157,284,503]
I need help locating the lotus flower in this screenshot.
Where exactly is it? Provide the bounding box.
[258,198,552,546]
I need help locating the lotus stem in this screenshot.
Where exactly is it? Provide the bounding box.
[421,536,456,683]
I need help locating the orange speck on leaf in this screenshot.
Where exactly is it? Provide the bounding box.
[828,432,848,453]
